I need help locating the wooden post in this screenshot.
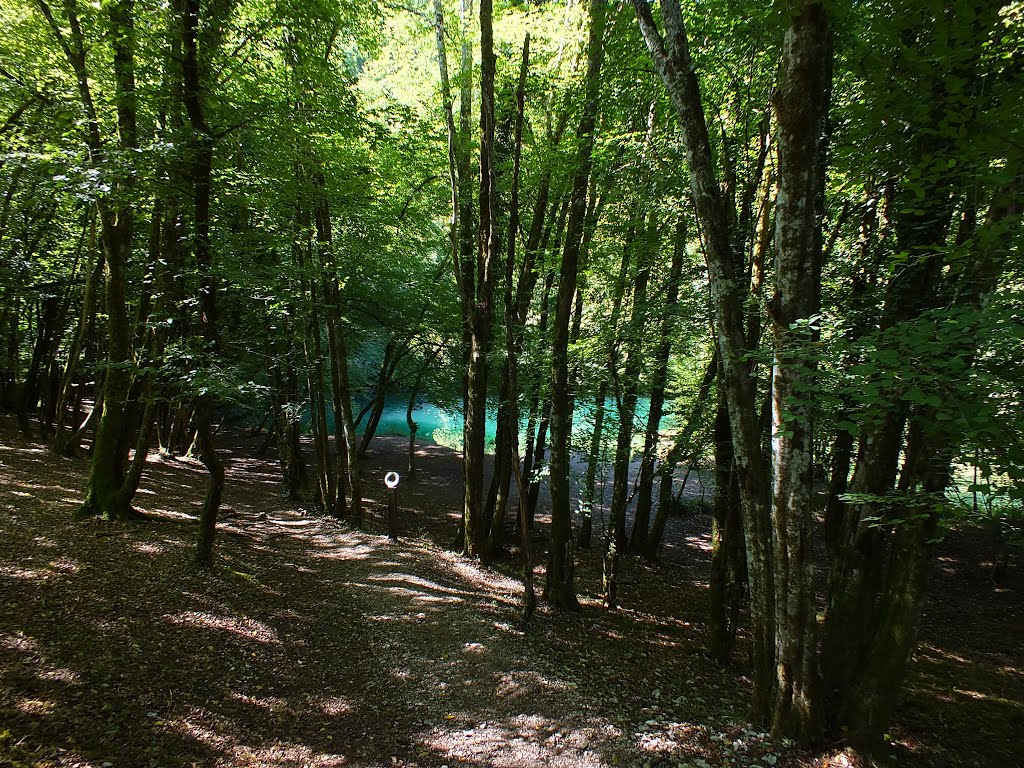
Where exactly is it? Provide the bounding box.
[385,471,400,542]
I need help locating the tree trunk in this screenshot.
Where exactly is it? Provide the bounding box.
[545,0,605,610]
[767,1,832,740]
[605,217,654,608]
[647,349,718,559]
[358,340,401,457]
[485,34,530,559]
[269,323,307,501]
[315,176,363,525]
[177,0,226,565]
[52,226,98,453]
[577,383,606,549]
[710,391,742,661]
[405,351,436,480]
[74,0,138,522]
[631,217,685,553]
[632,0,774,720]
[523,269,555,528]
[34,0,134,507]
[303,272,332,511]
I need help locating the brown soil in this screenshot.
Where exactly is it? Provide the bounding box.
[0,413,1020,768]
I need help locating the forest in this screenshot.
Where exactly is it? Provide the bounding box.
[0,0,1022,766]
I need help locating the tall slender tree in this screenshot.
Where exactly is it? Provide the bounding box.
[545,0,606,610]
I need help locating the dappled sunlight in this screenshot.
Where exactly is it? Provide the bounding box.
[131,540,177,555]
[0,631,38,652]
[171,708,351,767]
[15,696,55,716]
[496,669,574,699]
[37,664,80,684]
[170,711,234,752]
[162,610,281,645]
[431,549,524,595]
[684,533,713,553]
[47,556,79,574]
[318,696,354,716]
[0,564,51,581]
[918,643,972,665]
[231,742,348,767]
[139,507,199,522]
[418,714,616,767]
[0,556,78,581]
[228,691,290,713]
[365,572,491,607]
[390,586,461,605]
[953,687,1021,706]
[1,413,1018,768]
[308,535,380,562]
[361,577,465,605]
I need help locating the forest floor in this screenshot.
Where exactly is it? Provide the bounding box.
[0,413,1021,768]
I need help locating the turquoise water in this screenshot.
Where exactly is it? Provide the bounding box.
[366,402,469,449]
[345,398,668,454]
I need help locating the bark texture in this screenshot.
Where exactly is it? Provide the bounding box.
[768,0,832,740]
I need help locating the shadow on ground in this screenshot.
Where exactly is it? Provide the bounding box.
[1,415,1021,767]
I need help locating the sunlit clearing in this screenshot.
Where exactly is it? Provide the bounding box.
[162,611,280,644]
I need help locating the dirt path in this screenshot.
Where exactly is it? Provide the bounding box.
[1,415,1021,767]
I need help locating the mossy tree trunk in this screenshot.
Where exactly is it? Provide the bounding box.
[37,0,139,520]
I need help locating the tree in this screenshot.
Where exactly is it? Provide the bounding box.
[35,0,141,521]
[544,0,606,610]
[767,0,831,738]
[632,0,777,723]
